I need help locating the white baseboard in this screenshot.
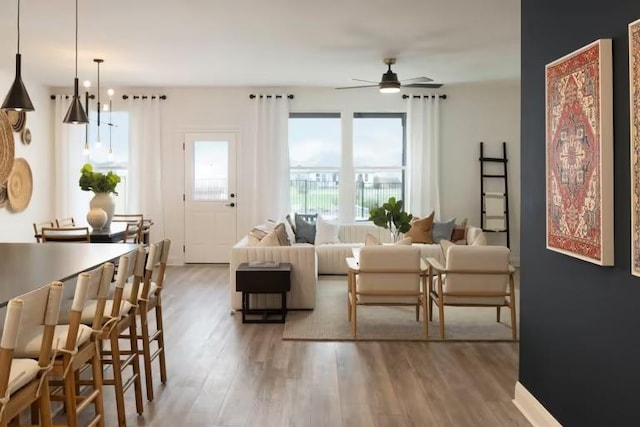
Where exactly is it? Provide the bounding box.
[513,382,562,427]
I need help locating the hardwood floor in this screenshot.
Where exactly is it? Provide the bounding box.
[95,264,530,426]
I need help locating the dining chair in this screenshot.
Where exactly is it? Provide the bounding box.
[112,214,144,243]
[426,245,517,340]
[33,221,54,243]
[41,227,90,243]
[55,217,76,228]
[138,239,171,401]
[349,245,427,338]
[14,264,109,427]
[0,282,63,427]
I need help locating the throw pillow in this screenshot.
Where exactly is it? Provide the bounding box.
[450,218,467,241]
[432,218,457,243]
[256,231,280,247]
[315,216,340,245]
[247,234,261,246]
[273,223,291,246]
[249,227,268,241]
[285,214,296,231]
[365,234,380,246]
[395,237,413,245]
[471,232,487,246]
[405,211,435,244]
[295,213,316,244]
[454,239,467,245]
[281,217,296,244]
[440,239,454,263]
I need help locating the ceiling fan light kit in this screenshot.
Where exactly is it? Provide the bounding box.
[337,57,442,93]
[2,0,35,112]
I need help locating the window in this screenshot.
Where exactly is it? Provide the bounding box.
[289,113,341,218]
[87,110,130,213]
[353,113,406,220]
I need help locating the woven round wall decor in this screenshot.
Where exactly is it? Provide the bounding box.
[21,128,31,145]
[7,158,32,212]
[0,183,7,208]
[0,111,15,185]
[6,110,26,133]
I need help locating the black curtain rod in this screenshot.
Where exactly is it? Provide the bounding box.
[121,95,167,100]
[249,94,294,99]
[50,94,95,100]
[402,94,447,100]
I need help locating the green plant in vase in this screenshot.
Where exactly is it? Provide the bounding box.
[79,163,121,229]
[368,197,413,242]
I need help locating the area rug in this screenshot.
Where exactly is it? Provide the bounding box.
[282,276,519,342]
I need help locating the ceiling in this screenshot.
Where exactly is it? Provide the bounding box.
[0,0,520,89]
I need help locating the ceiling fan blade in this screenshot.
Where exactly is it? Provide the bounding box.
[400,76,434,83]
[352,78,380,84]
[403,82,444,89]
[335,84,379,90]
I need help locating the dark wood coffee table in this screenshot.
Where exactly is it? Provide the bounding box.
[235,262,291,323]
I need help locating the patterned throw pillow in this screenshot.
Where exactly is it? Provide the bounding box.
[404,211,435,244]
[256,231,280,247]
[273,223,291,246]
[294,213,316,244]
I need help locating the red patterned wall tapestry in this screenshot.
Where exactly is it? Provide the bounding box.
[545,39,613,265]
[630,20,640,276]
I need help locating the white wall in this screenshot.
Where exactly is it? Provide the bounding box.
[156,82,520,264]
[441,81,521,263]
[0,69,54,242]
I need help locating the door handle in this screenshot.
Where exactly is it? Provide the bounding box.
[225,202,235,207]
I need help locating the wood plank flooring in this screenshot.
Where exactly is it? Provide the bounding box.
[95,264,530,426]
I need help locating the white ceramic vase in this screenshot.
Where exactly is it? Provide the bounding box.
[89,192,115,229]
[86,207,108,230]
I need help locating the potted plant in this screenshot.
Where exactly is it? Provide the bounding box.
[79,163,121,229]
[368,197,414,242]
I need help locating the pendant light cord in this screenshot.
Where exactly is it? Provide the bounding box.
[74,0,78,78]
[16,0,20,54]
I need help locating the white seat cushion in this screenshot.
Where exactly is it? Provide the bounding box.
[14,324,93,358]
[8,359,40,394]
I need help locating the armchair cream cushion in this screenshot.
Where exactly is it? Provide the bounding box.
[357,246,422,304]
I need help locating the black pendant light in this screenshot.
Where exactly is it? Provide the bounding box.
[2,0,34,111]
[63,0,88,124]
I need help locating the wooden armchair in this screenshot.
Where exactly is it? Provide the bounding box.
[426,245,517,340]
[33,221,54,243]
[112,214,144,243]
[349,245,427,338]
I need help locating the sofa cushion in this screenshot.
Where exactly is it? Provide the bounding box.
[315,216,340,244]
[471,233,487,246]
[405,212,435,243]
[295,214,316,243]
[395,237,413,245]
[432,218,456,243]
[315,243,363,275]
[440,239,455,262]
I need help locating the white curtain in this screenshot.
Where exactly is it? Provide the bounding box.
[249,95,290,224]
[406,94,441,218]
[125,96,164,241]
[53,95,92,222]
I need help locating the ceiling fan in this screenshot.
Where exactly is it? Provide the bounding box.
[336,58,442,93]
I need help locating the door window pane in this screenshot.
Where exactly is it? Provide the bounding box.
[193,140,229,201]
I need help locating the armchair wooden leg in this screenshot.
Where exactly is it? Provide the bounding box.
[429,296,433,321]
[422,296,428,340]
[496,306,501,322]
[438,301,445,339]
[415,304,419,321]
[351,301,357,338]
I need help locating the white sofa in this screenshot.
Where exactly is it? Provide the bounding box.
[229,222,485,310]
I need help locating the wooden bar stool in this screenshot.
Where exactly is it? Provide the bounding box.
[0,282,63,427]
[99,249,145,426]
[15,265,110,427]
[138,239,171,401]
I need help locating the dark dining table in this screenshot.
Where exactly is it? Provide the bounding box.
[0,242,139,307]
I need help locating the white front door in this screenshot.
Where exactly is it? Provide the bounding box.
[184,132,237,263]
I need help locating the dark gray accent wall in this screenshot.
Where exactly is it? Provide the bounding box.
[521,1,640,425]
